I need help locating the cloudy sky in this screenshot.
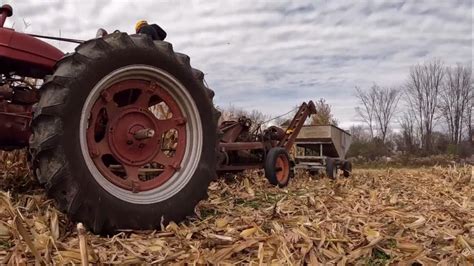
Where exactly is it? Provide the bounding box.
[5,0,472,128]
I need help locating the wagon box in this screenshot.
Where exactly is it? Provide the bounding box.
[292,125,352,178]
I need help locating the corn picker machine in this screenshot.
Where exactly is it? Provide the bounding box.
[0,5,317,233]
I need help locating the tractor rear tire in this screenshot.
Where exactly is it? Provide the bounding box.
[264,147,291,187]
[29,33,219,234]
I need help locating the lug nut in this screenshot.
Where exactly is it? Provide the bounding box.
[90,148,100,158]
[175,117,187,126]
[100,91,112,102]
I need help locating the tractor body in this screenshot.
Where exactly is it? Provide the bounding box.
[0,4,63,77]
[0,27,63,77]
[0,4,63,150]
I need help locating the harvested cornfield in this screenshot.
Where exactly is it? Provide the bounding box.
[0,151,473,264]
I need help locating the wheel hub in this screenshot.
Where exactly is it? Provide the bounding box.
[108,107,159,166]
[275,154,290,184]
[85,78,188,193]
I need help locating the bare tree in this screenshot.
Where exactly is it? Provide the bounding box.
[405,59,444,153]
[218,104,242,123]
[355,86,376,138]
[247,109,268,130]
[372,86,400,142]
[311,98,338,126]
[439,64,472,145]
[355,84,400,142]
[463,75,473,143]
[398,110,418,154]
[218,104,268,131]
[466,88,473,143]
[349,125,371,143]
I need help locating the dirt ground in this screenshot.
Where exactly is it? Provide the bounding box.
[0,151,473,264]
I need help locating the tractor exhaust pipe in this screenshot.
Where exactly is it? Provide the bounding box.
[0,4,13,28]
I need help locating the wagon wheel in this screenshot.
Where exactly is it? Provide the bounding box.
[30,33,220,233]
[326,158,338,179]
[342,160,352,177]
[265,147,292,187]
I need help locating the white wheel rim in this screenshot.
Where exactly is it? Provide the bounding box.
[79,65,203,204]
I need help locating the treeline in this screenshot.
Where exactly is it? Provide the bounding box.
[348,59,473,160]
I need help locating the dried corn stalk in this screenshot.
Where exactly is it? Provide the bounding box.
[0,155,473,264]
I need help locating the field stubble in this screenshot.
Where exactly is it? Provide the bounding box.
[0,151,473,264]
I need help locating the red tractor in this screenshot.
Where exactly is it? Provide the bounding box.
[0,4,315,233]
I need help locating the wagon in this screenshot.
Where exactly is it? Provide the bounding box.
[292,125,352,178]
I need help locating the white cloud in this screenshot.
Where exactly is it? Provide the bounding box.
[3,0,472,129]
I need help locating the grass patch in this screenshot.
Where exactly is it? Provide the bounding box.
[199,208,221,219]
[365,249,391,266]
